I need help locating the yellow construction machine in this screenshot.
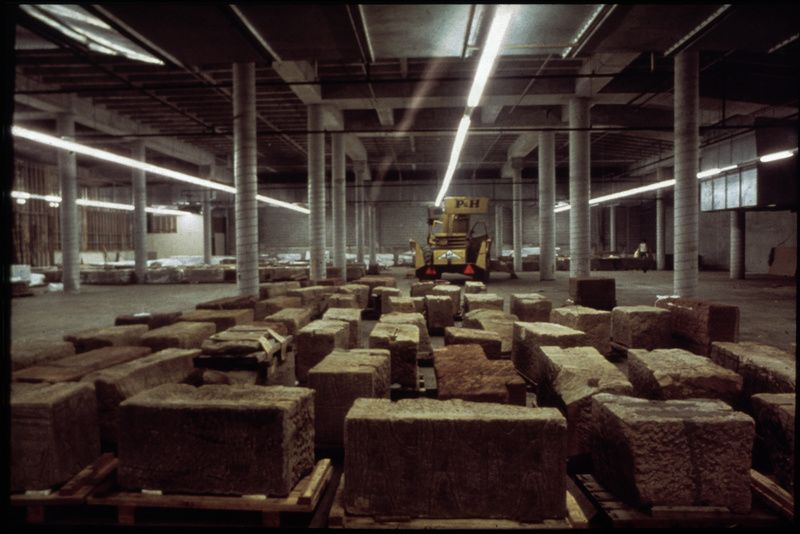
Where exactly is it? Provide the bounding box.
[410,196,492,282]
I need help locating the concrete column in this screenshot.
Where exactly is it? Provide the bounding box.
[569,97,591,278]
[609,205,617,252]
[656,191,665,270]
[331,132,347,280]
[730,210,745,279]
[494,203,503,257]
[307,104,326,281]
[203,191,213,265]
[511,158,523,273]
[58,113,80,292]
[625,206,631,253]
[538,131,555,281]
[130,141,147,283]
[354,162,364,264]
[368,204,377,267]
[673,51,699,297]
[233,62,259,297]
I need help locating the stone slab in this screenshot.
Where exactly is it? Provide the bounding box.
[431,284,462,317]
[368,323,419,388]
[424,295,455,331]
[84,269,134,285]
[510,293,552,323]
[464,281,486,294]
[180,309,254,333]
[550,306,611,355]
[380,312,431,354]
[655,297,739,355]
[145,267,185,284]
[261,296,303,316]
[511,322,589,385]
[750,393,794,494]
[709,342,795,402]
[462,309,518,355]
[200,323,288,356]
[14,346,152,383]
[11,340,75,371]
[265,307,314,335]
[337,283,370,309]
[328,293,359,309]
[259,281,302,300]
[410,281,435,297]
[64,324,149,353]
[434,345,526,405]
[386,296,416,314]
[410,296,426,314]
[463,293,504,313]
[197,295,268,321]
[444,327,503,359]
[140,321,217,351]
[355,275,397,291]
[373,287,401,315]
[568,277,616,311]
[323,308,362,349]
[115,311,183,330]
[611,306,671,350]
[184,266,227,283]
[295,320,350,383]
[287,286,329,317]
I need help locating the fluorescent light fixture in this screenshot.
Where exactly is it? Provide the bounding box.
[768,33,798,54]
[434,116,472,206]
[664,4,731,57]
[718,164,738,173]
[12,126,310,214]
[589,179,676,205]
[697,168,721,178]
[466,6,515,108]
[759,150,794,163]
[562,4,605,58]
[12,190,193,216]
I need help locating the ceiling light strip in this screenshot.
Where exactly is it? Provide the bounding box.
[768,33,798,54]
[664,4,731,57]
[11,190,191,216]
[434,116,472,206]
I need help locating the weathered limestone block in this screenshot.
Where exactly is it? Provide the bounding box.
[265,307,313,335]
[328,293,359,309]
[386,296,416,314]
[434,345,526,405]
[591,393,754,513]
[444,327,502,359]
[197,295,268,321]
[355,275,396,291]
[464,281,486,294]
[337,283,370,309]
[536,347,633,456]
[380,312,432,354]
[84,269,134,285]
[627,348,743,405]
[463,293,504,313]
[118,385,315,496]
[410,280,435,297]
[323,308,362,349]
[145,267,185,284]
[424,295,455,331]
[462,309,518,355]
[373,286,401,314]
[511,322,589,384]
[344,398,567,521]
[200,323,288,355]
[64,324,149,353]
[185,266,227,283]
[550,305,611,355]
[346,264,367,281]
[81,348,198,444]
[569,277,616,311]
[510,293,552,323]
[14,346,152,383]
[411,296,425,314]
[11,340,75,371]
[307,349,391,448]
[287,286,328,317]
[655,297,739,355]
[710,342,795,401]
[180,309,254,333]
[261,295,303,316]
[431,284,461,316]
[750,393,794,494]
[259,281,302,300]
[611,306,671,349]
[368,323,419,387]
[140,321,216,351]
[115,311,182,330]
[295,320,350,383]
[11,382,101,492]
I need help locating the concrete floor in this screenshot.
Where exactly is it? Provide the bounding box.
[11,268,796,352]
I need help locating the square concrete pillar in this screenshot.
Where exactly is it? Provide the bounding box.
[611,306,671,349]
[180,309,254,333]
[511,322,589,385]
[431,284,461,317]
[337,283,370,309]
[379,312,431,354]
[64,324,149,353]
[510,293,552,323]
[11,340,75,371]
[424,295,455,331]
[463,293,504,313]
[264,307,313,335]
[444,327,502,359]
[434,344,526,405]
[323,307,362,349]
[550,305,611,355]
[750,393,794,494]
[295,319,350,383]
[368,323,419,387]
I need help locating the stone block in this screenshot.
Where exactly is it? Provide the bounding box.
[115,311,183,330]
[307,349,391,448]
[287,286,329,317]
[462,309,518,355]
[550,305,611,355]
[259,281,302,299]
[81,348,198,444]
[265,307,313,335]
[140,321,217,351]
[444,327,502,359]
[145,267,185,284]
[591,393,754,513]
[750,393,794,494]
[355,275,396,291]
[380,312,431,354]
[14,346,152,383]
[11,340,75,371]
[84,269,134,285]
[337,283,370,309]
[200,323,288,356]
[184,266,227,283]
[511,293,553,323]
[118,385,314,496]
[568,277,616,310]
[344,398,567,521]
[410,281,435,297]
[180,309,254,333]
[410,296,425,314]
[368,323,419,387]
[464,281,486,294]
[627,348,743,404]
[655,297,739,355]
[261,295,303,316]
[434,345,526,405]
[197,295,268,321]
[463,293,504,313]
[11,382,101,492]
[431,284,461,316]
[424,295,455,331]
[709,342,795,403]
[611,306,671,349]
[64,324,149,353]
[323,308,362,349]
[328,293,359,309]
[373,286,401,314]
[295,320,350,383]
[511,322,589,385]
[386,296,416,314]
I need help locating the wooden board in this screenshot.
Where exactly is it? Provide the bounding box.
[750,469,794,521]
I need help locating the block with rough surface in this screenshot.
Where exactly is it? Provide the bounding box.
[180,309,254,333]
[434,345,526,405]
[464,281,486,294]
[386,296,416,314]
[462,309,518,355]
[655,297,739,354]
[287,286,329,317]
[591,393,754,513]
[380,312,431,354]
[140,321,216,351]
[81,348,198,444]
[344,398,567,521]
[750,393,794,494]
[444,326,502,359]
[115,311,182,330]
[368,323,419,387]
[308,349,390,448]
[14,345,152,383]
[569,277,616,310]
[118,384,314,496]
[373,286,401,314]
[424,295,455,331]
[64,324,149,353]
[510,293,552,323]
[627,348,743,404]
[259,281,301,300]
[328,293,359,309]
[709,342,795,402]
[200,323,288,355]
[264,307,313,335]
[11,340,75,371]
[337,283,370,309]
[196,295,263,321]
[511,322,589,384]
[411,296,425,314]
[550,305,611,355]
[611,306,671,349]
[463,293,504,313]
[431,284,462,316]
[323,307,362,349]
[355,275,396,291]
[410,281,435,297]
[295,320,350,383]
[11,382,101,491]
[184,266,227,283]
[260,296,302,316]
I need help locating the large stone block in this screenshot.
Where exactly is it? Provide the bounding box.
[264,307,313,335]
[328,293,359,309]
[424,295,455,331]
[386,296,416,314]
[463,293,504,313]
[197,295,268,321]
[64,324,149,353]
[591,393,754,513]
[510,293,552,323]
[627,348,743,404]
[11,382,101,491]
[464,281,486,294]
[444,327,503,359]
[750,393,794,494]
[84,269,134,285]
[462,309,518,355]
[536,347,633,456]
[550,306,611,355]
[337,283,370,309]
[286,286,329,317]
[261,295,303,316]
[307,349,391,448]
[115,311,182,330]
[610,306,671,349]
[655,297,739,355]
[410,281,435,297]
[180,309,254,333]
[323,308,362,349]
[373,286,401,315]
[140,321,217,351]
[568,277,616,310]
[368,323,419,387]
[14,346,152,383]
[411,296,426,314]
[81,348,198,444]
[431,284,461,316]
[344,398,567,521]
[295,320,350,383]
[185,266,227,283]
[118,384,315,496]
[434,345,526,405]
[380,312,432,354]
[11,340,75,371]
[709,342,795,402]
[145,267,185,284]
[511,322,589,384]
[200,323,288,356]
[346,264,367,281]
[259,281,302,299]
[355,275,397,291]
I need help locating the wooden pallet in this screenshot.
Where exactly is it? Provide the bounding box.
[328,477,589,529]
[750,469,794,521]
[10,453,117,524]
[88,458,333,527]
[573,473,786,528]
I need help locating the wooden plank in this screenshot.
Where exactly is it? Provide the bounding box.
[11,454,118,506]
[751,469,794,521]
[299,459,332,506]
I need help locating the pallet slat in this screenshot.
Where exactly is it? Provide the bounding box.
[750,469,794,521]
